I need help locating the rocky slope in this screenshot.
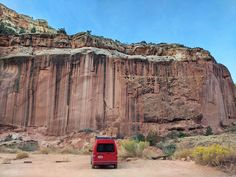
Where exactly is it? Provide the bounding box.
[0,32,235,137]
[0,3,56,34]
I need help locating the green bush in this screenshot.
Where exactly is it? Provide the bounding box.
[78,128,94,133]
[146,131,160,146]
[165,130,187,139]
[156,142,176,156]
[205,126,213,136]
[86,30,92,34]
[132,133,145,142]
[31,27,36,33]
[19,28,25,34]
[0,22,16,35]
[18,141,39,152]
[225,125,236,133]
[178,131,187,138]
[57,28,67,35]
[120,140,149,158]
[162,144,176,156]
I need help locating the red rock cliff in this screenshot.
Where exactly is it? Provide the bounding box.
[0,3,57,34]
[0,33,235,136]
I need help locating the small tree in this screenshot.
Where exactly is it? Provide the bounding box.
[86,30,92,34]
[57,28,67,35]
[19,28,25,34]
[31,27,36,33]
[205,126,213,136]
[0,22,4,33]
[132,133,145,142]
[0,22,16,35]
[146,131,160,146]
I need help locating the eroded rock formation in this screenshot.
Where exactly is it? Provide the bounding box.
[0,3,57,34]
[0,32,235,137]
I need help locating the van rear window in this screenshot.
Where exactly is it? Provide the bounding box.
[97,144,114,152]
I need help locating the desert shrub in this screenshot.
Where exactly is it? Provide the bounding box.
[139,41,147,44]
[16,152,29,159]
[174,148,193,159]
[136,141,149,157]
[178,131,187,138]
[165,130,187,140]
[116,133,124,139]
[171,133,236,149]
[162,144,176,156]
[121,140,136,157]
[18,140,39,152]
[57,28,67,35]
[78,128,94,133]
[225,125,236,133]
[0,146,18,153]
[86,30,92,34]
[132,133,145,142]
[205,126,213,136]
[192,144,230,166]
[146,131,161,146]
[19,28,25,34]
[219,151,236,174]
[31,27,36,33]
[166,131,179,139]
[120,140,149,158]
[40,148,51,154]
[0,22,16,35]
[79,143,93,155]
[156,142,176,156]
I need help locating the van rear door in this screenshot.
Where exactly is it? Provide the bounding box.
[96,143,117,162]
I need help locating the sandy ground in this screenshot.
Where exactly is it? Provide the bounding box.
[0,154,234,177]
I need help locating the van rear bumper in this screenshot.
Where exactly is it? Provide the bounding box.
[93,160,117,165]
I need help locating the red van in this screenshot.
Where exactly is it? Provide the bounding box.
[91,136,118,169]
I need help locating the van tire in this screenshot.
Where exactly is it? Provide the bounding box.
[92,165,95,169]
[114,164,117,169]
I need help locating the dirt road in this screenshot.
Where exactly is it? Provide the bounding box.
[0,154,233,177]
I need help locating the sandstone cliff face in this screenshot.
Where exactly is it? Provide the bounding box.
[0,33,235,136]
[0,3,57,34]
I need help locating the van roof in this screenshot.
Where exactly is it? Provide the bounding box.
[95,136,114,139]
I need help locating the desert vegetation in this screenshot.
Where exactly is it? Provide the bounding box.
[15,152,29,159]
[174,144,236,174]
[0,129,235,174]
[119,140,149,159]
[0,22,16,35]
[118,130,236,174]
[172,133,236,174]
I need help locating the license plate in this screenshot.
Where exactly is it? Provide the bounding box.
[98,155,103,159]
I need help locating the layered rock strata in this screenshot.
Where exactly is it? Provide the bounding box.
[0,3,57,34]
[0,33,235,136]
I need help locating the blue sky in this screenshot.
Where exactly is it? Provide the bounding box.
[1,0,235,82]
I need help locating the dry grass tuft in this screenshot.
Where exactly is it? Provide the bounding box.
[174,148,193,160]
[39,148,51,154]
[15,152,29,159]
